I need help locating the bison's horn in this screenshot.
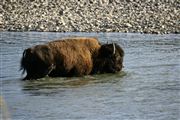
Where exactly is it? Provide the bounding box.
[113,43,116,54]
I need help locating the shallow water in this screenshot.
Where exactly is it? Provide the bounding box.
[0,32,180,120]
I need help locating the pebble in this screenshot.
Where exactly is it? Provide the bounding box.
[0,0,179,34]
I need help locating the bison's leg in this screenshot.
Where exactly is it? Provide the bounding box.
[22,64,54,80]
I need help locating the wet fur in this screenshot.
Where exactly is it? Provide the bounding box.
[21,37,101,80]
[21,37,124,80]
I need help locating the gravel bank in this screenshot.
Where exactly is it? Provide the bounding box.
[0,0,179,34]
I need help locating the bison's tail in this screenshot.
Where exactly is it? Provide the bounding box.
[20,49,28,75]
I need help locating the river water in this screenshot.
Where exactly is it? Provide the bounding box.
[0,32,180,120]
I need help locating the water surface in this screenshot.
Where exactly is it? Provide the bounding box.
[0,32,180,120]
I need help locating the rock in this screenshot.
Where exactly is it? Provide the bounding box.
[124,23,132,28]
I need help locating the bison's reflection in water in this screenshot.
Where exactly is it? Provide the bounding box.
[22,71,126,96]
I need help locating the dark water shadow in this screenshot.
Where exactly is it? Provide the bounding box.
[91,71,127,84]
[21,77,92,96]
[21,71,127,96]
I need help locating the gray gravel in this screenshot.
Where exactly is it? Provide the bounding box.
[0,0,179,34]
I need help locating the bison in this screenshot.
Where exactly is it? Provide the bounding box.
[20,37,124,80]
[91,43,124,74]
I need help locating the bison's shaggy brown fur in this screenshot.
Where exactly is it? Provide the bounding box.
[20,37,125,80]
[21,37,101,80]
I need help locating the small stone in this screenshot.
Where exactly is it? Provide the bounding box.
[39,25,44,30]
[125,23,132,28]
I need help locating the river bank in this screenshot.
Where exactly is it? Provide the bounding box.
[0,0,179,34]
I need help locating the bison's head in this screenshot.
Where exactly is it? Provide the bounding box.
[92,43,124,74]
[20,45,55,80]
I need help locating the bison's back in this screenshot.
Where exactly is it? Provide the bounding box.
[50,37,101,54]
[48,37,101,77]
